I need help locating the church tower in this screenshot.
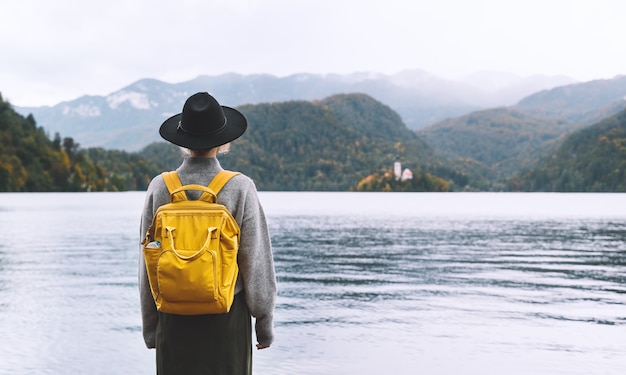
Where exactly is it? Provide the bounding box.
[394,156,402,180]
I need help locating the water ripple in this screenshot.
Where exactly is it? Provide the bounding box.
[1,193,626,374]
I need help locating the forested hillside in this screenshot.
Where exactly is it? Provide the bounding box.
[510,108,626,192]
[138,94,465,191]
[5,88,625,193]
[0,94,160,192]
[2,92,465,192]
[417,107,576,182]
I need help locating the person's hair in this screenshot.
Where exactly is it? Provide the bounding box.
[181,143,231,158]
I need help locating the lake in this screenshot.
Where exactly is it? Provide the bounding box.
[0,192,625,374]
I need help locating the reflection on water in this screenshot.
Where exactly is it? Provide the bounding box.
[0,192,625,374]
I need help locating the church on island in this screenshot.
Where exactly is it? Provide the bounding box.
[394,156,413,181]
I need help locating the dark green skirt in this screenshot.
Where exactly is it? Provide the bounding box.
[156,292,252,375]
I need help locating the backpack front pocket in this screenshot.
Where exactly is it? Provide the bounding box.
[156,248,218,303]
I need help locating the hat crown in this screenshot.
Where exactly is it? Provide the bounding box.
[179,92,227,136]
[159,91,247,150]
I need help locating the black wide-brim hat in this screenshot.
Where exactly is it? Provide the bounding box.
[159,92,247,150]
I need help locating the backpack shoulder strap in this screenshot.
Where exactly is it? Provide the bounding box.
[209,170,241,194]
[161,171,187,202]
[198,170,240,202]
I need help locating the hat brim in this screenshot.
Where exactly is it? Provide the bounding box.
[159,106,247,150]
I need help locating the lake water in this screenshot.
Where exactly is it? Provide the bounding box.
[0,192,625,374]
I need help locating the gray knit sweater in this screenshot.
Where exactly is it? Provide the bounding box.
[139,157,276,348]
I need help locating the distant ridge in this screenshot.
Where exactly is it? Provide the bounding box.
[12,71,575,151]
[515,75,626,124]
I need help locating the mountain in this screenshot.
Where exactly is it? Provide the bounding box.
[137,93,466,191]
[416,75,626,188]
[416,107,577,184]
[5,86,625,192]
[514,75,626,124]
[510,107,626,192]
[13,71,575,151]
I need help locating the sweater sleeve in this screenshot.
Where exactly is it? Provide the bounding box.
[138,177,166,349]
[236,179,277,347]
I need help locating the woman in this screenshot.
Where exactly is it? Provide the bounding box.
[139,92,276,374]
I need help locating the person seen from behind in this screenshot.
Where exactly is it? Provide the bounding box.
[139,92,277,374]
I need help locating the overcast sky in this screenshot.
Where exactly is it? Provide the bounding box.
[1,0,625,107]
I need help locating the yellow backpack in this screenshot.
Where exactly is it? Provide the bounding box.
[142,170,240,315]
